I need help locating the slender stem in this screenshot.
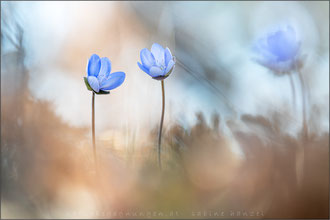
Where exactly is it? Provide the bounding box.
[295,69,308,188]
[158,80,165,169]
[92,92,97,171]
[288,73,296,110]
[297,70,308,138]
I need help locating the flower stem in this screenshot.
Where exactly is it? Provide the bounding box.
[158,80,165,170]
[288,73,296,110]
[92,92,98,172]
[296,69,308,188]
[297,70,308,138]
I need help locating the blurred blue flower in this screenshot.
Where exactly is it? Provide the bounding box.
[84,54,125,94]
[253,26,301,73]
[138,43,175,80]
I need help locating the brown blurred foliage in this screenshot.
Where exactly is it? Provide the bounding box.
[132,110,329,219]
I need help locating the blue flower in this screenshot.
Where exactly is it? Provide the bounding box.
[137,43,175,80]
[253,26,301,73]
[84,54,125,94]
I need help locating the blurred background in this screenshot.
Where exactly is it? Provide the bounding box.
[1,1,329,219]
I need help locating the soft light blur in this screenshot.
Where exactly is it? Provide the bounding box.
[1,1,329,219]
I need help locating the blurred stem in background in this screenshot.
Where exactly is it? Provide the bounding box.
[296,69,308,138]
[288,73,296,110]
[295,67,308,188]
[158,80,165,170]
[92,92,98,173]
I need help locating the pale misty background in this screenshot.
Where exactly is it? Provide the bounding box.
[2,1,329,135]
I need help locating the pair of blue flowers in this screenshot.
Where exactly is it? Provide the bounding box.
[85,43,176,169]
[84,43,175,93]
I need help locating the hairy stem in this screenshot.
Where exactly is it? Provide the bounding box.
[158,80,165,170]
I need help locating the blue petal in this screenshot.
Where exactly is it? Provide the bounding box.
[87,76,100,92]
[284,26,300,57]
[140,48,155,69]
[266,27,299,62]
[87,54,101,77]
[267,31,287,61]
[254,38,277,62]
[138,62,150,74]
[149,66,164,77]
[151,43,165,67]
[98,57,111,84]
[100,72,125,90]
[165,59,175,75]
[164,47,173,66]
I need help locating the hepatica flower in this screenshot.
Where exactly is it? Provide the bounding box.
[137,43,175,169]
[84,54,125,94]
[84,54,125,172]
[138,43,175,80]
[253,26,301,74]
[253,26,308,163]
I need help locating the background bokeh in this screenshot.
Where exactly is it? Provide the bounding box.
[1,1,329,219]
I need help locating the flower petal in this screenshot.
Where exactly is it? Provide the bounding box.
[87,54,101,77]
[100,72,125,91]
[284,26,300,57]
[266,28,300,62]
[165,47,173,66]
[253,38,277,62]
[151,43,165,66]
[87,76,100,92]
[140,48,155,69]
[253,26,300,73]
[138,62,150,74]
[149,66,164,77]
[97,57,112,84]
[267,31,287,61]
[165,59,175,75]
